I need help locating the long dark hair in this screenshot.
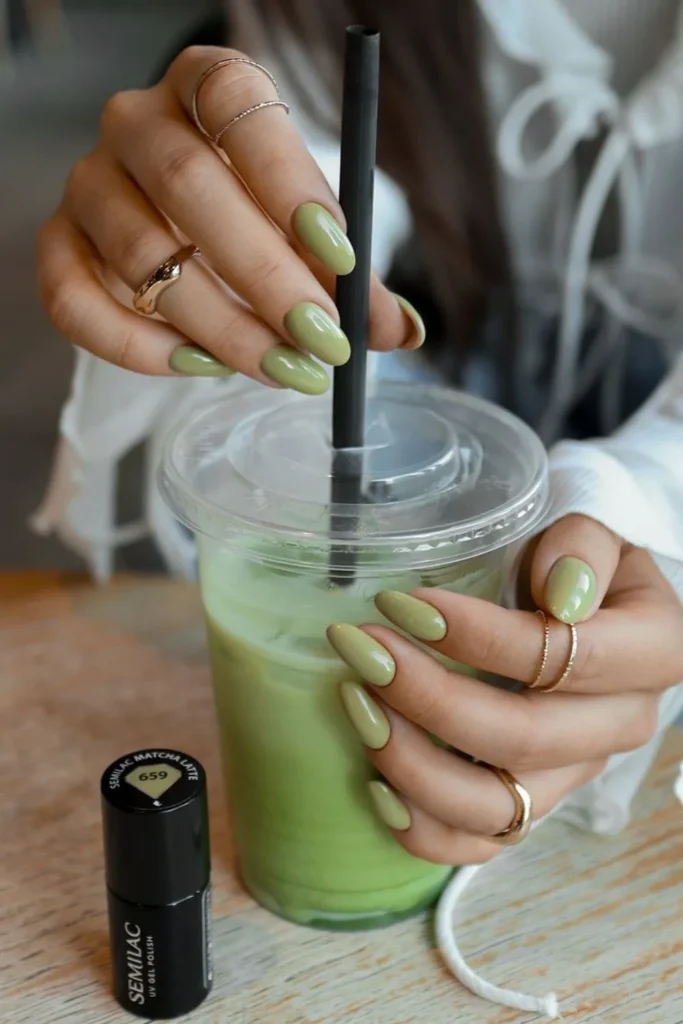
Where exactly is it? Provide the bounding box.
[249,0,512,379]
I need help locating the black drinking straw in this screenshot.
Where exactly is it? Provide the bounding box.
[329,26,380,584]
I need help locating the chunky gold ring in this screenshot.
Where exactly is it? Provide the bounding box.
[132,244,200,316]
[482,764,533,846]
[528,609,578,693]
[191,57,290,147]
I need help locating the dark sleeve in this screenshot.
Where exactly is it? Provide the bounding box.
[151,7,231,83]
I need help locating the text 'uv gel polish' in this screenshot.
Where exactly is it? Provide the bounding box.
[101,748,212,1019]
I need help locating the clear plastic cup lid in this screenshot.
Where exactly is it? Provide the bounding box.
[160,379,548,571]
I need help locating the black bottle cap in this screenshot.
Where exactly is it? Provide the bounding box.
[101,749,210,906]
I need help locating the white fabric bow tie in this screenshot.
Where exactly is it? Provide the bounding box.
[479,0,683,440]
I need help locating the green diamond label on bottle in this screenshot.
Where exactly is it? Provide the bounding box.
[125,764,182,800]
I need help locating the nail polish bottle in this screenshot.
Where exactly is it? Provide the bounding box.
[101,749,212,1019]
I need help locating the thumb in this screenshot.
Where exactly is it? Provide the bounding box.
[530,514,622,623]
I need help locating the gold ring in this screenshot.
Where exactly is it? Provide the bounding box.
[528,610,578,693]
[191,57,290,147]
[530,609,550,688]
[482,764,533,846]
[132,244,200,316]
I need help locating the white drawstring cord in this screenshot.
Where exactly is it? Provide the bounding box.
[435,821,560,1018]
[437,749,683,1017]
[497,72,628,441]
[498,73,618,180]
[539,128,630,441]
[617,149,642,258]
[496,26,683,441]
[570,305,622,406]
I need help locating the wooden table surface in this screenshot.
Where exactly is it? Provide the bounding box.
[1,572,683,1024]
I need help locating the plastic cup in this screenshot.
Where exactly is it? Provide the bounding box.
[160,380,547,930]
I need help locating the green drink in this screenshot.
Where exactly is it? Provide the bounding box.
[161,380,547,929]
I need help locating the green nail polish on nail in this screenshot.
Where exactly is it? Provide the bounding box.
[368,780,411,831]
[327,624,396,686]
[339,682,391,750]
[394,294,426,350]
[293,203,356,276]
[260,345,330,395]
[375,591,447,642]
[545,556,597,624]
[283,302,350,366]
[169,345,235,377]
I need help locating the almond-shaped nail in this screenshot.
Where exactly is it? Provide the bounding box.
[339,682,391,749]
[395,294,426,350]
[375,591,446,642]
[327,624,396,686]
[545,557,597,624]
[368,780,411,831]
[283,302,350,366]
[260,345,330,395]
[169,345,235,377]
[293,202,356,275]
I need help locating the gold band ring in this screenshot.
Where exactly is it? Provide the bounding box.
[191,58,290,147]
[531,608,550,688]
[132,244,200,317]
[482,764,533,846]
[528,609,578,693]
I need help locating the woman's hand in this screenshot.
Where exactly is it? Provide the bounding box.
[37,47,421,387]
[328,514,683,864]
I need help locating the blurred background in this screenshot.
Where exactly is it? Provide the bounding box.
[0,0,214,569]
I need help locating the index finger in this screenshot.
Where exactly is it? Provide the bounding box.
[169,47,349,262]
[168,46,408,344]
[373,584,683,695]
[353,626,655,771]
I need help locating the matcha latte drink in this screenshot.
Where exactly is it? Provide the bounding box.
[160,380,547,929]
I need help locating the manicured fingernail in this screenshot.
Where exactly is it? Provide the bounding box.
[339,682,391,749]
[293,202,356,275]
[395,294,426,350]
[327,624,396,686]
[261,345,330,395]
[169,344,235,377]
[283,302,350,366]
[375,591,446,642]
[368,780,411,831]
[545,557,597,624]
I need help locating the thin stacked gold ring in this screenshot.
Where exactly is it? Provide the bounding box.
[191,57,290,147]
[529,609,578,693]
